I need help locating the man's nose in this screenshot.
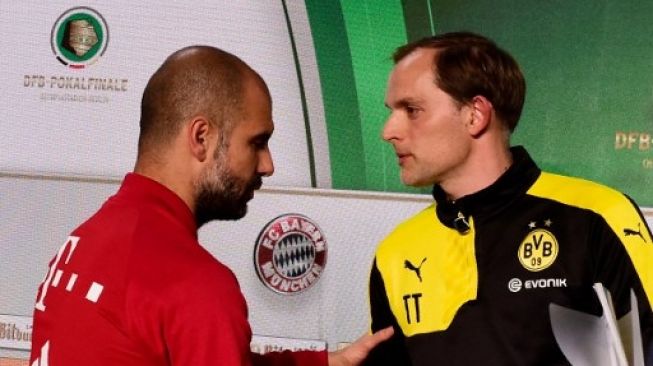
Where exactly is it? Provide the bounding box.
[258,148,274,177]
[382,113,400,142]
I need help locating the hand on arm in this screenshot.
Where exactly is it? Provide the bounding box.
[327,327,394,366]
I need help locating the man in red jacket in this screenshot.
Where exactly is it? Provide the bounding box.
[30,45,391,366]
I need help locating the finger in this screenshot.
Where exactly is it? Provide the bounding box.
[359,326,394,349]
[372,326,394,342]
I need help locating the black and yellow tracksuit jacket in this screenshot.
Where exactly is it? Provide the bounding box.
[365,146,653,365]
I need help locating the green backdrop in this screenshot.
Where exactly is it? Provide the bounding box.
[305,0,653,206]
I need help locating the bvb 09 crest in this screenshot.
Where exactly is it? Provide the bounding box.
[51,7,109,68]
[518,228,559,272]
[254,214,327,295]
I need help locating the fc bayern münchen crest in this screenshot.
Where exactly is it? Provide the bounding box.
[254,214,327,295]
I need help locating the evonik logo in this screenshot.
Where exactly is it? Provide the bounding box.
[508,277,567,293]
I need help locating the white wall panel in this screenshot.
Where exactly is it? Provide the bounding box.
[0,1,317,187]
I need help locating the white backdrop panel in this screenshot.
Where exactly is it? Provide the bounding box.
[0,1,322,187]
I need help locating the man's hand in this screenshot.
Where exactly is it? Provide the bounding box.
[327,327,394,366]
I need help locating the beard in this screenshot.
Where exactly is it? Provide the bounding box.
[194,152,262,227]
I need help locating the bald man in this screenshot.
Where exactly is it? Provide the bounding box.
[30,46,391,366]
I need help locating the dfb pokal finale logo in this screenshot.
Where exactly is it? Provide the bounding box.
[22,6,128,104]
[51,6,109,69]
[254,214,327,295]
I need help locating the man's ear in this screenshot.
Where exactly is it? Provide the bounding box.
[466,95,493,137]
[188,116,212,162]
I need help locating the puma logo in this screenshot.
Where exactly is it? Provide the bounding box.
[404,258,427,282]
[624,223,646,243]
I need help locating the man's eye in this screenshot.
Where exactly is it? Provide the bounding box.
[406,106,420,118]
[252,140,268,149]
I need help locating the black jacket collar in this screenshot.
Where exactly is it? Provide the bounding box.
[431,146,541,232]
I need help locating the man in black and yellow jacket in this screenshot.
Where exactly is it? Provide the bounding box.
[365,31,653,365]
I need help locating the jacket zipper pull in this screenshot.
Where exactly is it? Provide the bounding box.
[453,211,471,234]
